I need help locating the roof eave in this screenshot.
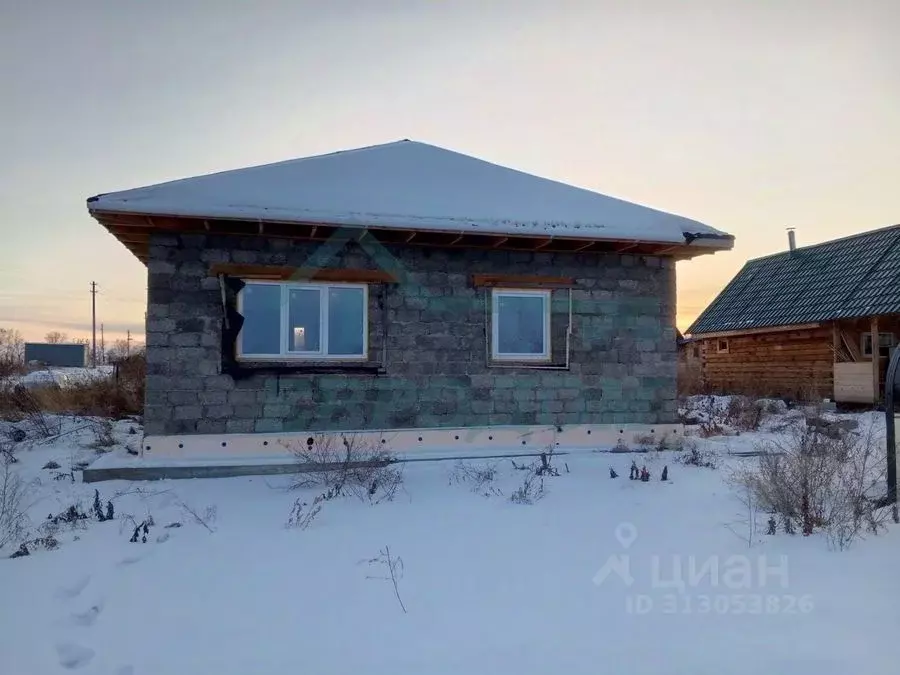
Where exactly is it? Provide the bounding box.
[90,207,731,265]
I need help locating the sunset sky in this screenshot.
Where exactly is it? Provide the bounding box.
[1,0,898,342]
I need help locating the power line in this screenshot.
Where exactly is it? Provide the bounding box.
[0,290,145,302]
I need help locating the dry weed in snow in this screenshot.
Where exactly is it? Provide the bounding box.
[731,421,891,550]
[0,458,32,550]
[362,545,407,614]
[286,432,403,503]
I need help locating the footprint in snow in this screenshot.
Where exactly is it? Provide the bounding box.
[55,642,95,670]
[71,602,103,627]
[55,575,91,602]
[117,555,144,567]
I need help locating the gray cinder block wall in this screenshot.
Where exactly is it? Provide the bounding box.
[143,233,677,435]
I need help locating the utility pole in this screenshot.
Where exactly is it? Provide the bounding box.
[90,282,98,368]
[126,330,132,356]
[100,324,105,365]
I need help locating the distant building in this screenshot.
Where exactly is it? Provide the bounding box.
[24,343,87,368]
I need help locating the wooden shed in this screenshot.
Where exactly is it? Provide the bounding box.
[686,225,900,403]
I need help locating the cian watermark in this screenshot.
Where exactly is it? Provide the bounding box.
[625,593,813,615]
[592,523,814,615]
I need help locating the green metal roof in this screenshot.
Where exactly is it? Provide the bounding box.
[688,224,900,335]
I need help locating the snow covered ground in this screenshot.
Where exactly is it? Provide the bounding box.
[1,404,897,675]
[5,366,115,389]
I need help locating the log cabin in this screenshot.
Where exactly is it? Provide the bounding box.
[686,225,900,404]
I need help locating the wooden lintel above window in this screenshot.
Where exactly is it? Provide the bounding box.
[471,273,576,289]
[209,263,397,284]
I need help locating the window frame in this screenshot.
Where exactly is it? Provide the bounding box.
[490,288,552,362]
[717,338,729,354]
[861,331,896,359]
[236,280,368,361]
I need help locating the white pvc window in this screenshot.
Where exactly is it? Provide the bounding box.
[491,289,551,361]
[238,282,367,359]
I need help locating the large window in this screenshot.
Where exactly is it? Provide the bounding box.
[238,282,367,359]
[491,289,551,360]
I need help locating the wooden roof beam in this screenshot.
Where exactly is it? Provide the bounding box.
[209,263,398,284]
[691,323,822,339]
[115,235,150,244]
[472,273,576,288]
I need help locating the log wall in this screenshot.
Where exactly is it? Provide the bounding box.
[697,327,834,400]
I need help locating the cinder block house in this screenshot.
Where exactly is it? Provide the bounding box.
[86,140,732,454]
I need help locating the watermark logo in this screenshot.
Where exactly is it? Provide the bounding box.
[592,523,814,615]
[591,522,637,587]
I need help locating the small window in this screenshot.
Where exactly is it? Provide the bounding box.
[238,282,367,359]
[861,332,895,358]
[692,346,700,359]
[717,339,729,354]
[491,289,551,360]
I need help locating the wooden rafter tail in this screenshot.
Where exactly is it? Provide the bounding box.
[90,209,727,263]
[115,235,150,244]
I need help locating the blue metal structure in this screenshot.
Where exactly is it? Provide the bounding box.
[24,343,87,367]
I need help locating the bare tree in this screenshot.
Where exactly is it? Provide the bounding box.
[44,331,69,344]
[106,339,130,363]
[0,328,24,376]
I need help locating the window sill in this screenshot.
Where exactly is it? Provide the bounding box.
[489,359,562,368]
[491,355,553,363]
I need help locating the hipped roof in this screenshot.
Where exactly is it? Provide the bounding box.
[88,140,731,250]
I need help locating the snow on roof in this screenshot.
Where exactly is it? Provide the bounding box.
[88,140,730,245]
